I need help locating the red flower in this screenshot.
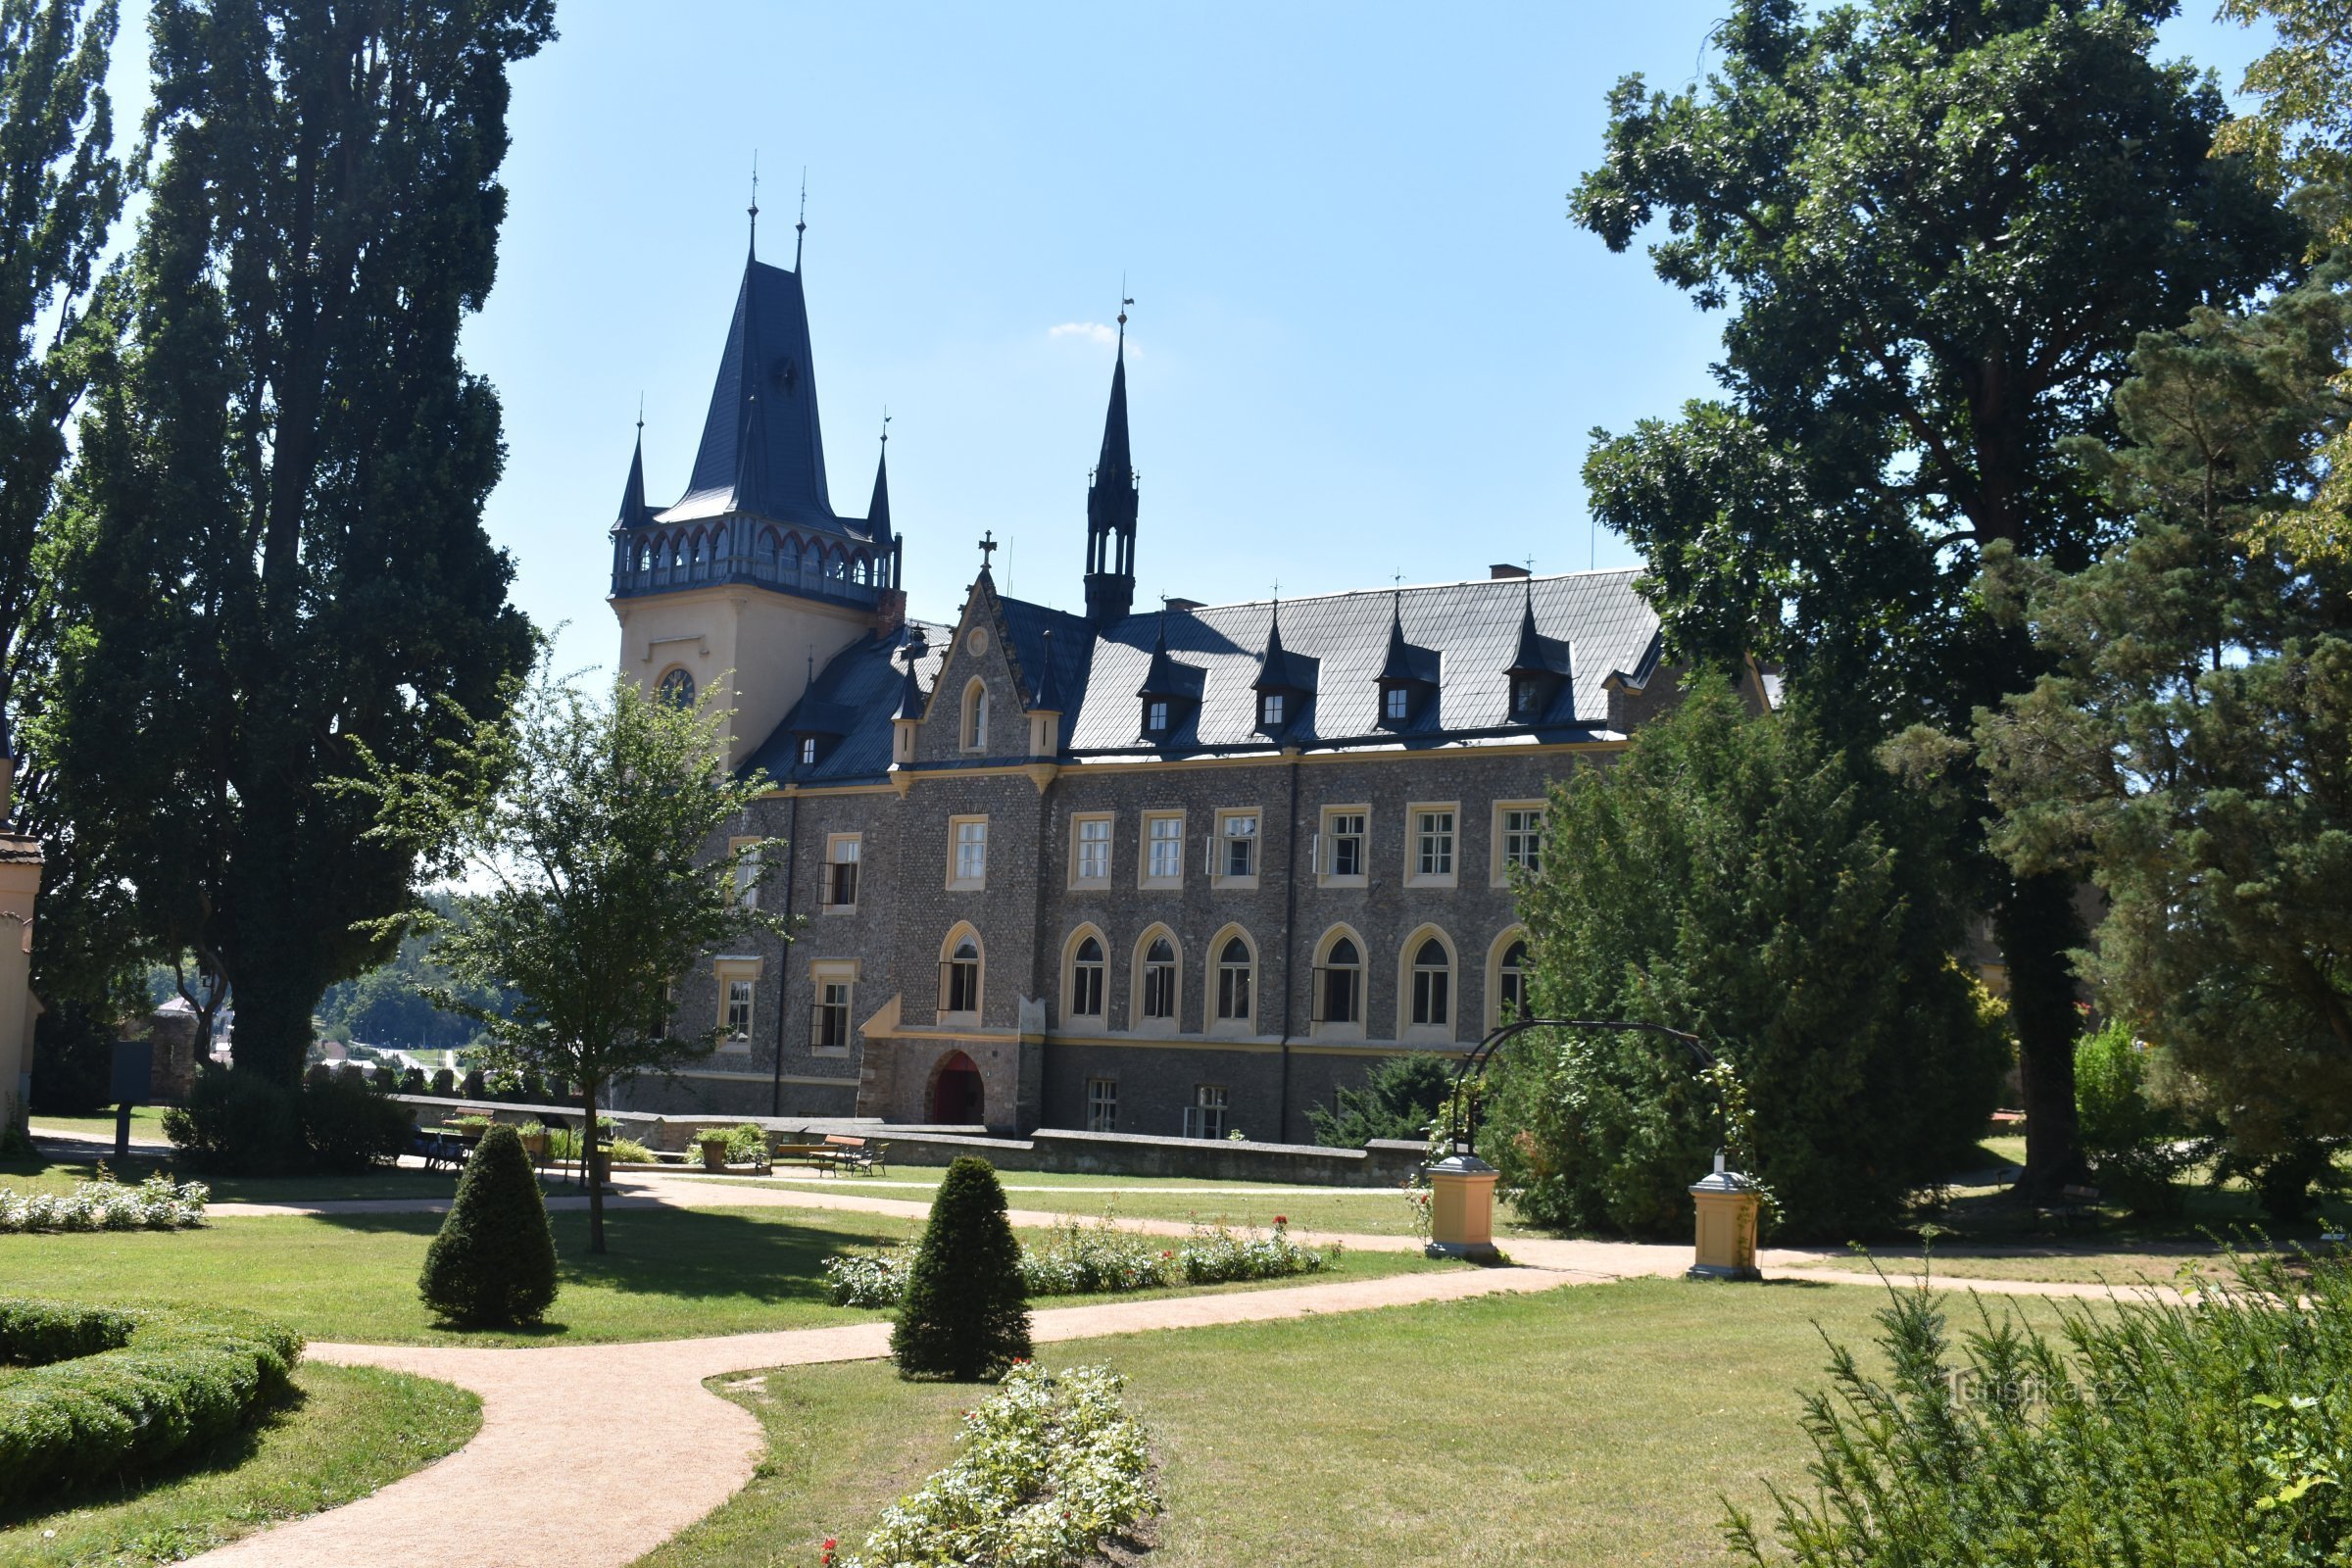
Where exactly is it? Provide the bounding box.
[1273,1215,1289,1225]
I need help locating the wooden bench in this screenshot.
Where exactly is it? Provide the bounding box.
[769,1140,838,1174]
[823,1134,888,1176]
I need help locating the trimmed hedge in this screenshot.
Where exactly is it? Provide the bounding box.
[0,1298,304,1512]
[418,1123,559,1327]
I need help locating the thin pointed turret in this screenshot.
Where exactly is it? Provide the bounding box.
[866,430,892,536]
[1084,300,1139,629]
[614,424,649,530]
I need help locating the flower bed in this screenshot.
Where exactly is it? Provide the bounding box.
[0,1171,210,1234]
[823,1216,1339,1308]
[0,1297,303,1511]
[829,1362,1157,1568]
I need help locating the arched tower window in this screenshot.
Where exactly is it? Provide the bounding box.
[961,679,989,753]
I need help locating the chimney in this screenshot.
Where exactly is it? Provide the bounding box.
[873,587,907,639]
[1163,597,1204,612]
[1490,564,1531,580]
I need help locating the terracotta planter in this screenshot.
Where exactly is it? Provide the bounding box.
[518,1132,548,1160]
[700,1138,729,1171]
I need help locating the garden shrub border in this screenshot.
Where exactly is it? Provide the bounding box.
[0,1297,304,1513]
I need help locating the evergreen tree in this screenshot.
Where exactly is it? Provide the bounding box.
[892,1156,1031,1381]
[43,0,552,1138]
[349,664,785,1253]
[1307,1054,1456,1148]
[418,1122,558,1327]
[1981,277,2352,1215]
[1486,679,2008,1241]
[1572,0,2299,1195]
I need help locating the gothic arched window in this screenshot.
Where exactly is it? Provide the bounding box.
[1316,936,1361,1027]
[1499,939,1530,1023]
[1411,937,1451,1028]
[1140,936,1178,1021]
[1069,934,1105,1018]
[941,932,982,1016]
[1216,935,1253,1023]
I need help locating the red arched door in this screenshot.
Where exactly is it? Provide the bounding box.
[932,1051,985,1125]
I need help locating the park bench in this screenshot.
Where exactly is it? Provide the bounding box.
[769,1139,837,1174]
[822,1133,888,1176]
[409,1129,466,1172]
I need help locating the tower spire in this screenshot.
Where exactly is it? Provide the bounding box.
[1083,290,1139,629]
[866,411,892,535]
[795,168,807,270]
[748,152,760,257]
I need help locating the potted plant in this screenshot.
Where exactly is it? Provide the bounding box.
[699,1133,731,1171]
[514,1120,549,1160]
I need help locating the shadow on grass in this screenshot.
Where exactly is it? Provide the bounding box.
[0,1381,307,1532]
[301,1203,906,1320]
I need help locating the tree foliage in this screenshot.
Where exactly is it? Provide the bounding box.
[1485,679,2007,1242]
[1571,0,2299,1191]
[314,892,509,1052]
[1981,277,2352,1214]
[1306,1054,1456,1148]
[40,0,551,1114]
[891,1155,1032,1381]
[353,666,786,1253]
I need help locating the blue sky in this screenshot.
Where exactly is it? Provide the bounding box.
[113,3,2278,680]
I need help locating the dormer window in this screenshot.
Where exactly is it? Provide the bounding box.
[1384,686,1410,722]
[1146,699,1170,733]
[1514,677,1544,718]
[800,737,818,766]
[1261,692,1285,727]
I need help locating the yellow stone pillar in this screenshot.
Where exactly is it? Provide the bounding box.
[1688,1153,1762,1281]
[1425,1152,1501,1262]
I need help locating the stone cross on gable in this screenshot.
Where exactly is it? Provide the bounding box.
[978,530,998,568]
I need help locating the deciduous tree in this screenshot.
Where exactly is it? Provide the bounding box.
[1573,0,2299,1193]
[356,669,786,1253]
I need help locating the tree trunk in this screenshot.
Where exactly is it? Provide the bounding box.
[1998,870,2087,1198]
[224,965,318,1092]
[582,1074,605,1254]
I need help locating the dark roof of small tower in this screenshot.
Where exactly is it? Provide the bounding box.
[614,429,649,530]
[1030,628,1064,710]
[1505,581,1573,675]
[1136,612,1204,700]
[891,636,928,721]
[661,255,840,531]
[866,439,891,535]
[1095,322,1133,490]
[1251,601,1319,692]
[1378,593,1442,684]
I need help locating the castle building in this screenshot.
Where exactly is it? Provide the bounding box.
[607,232,1707,1143]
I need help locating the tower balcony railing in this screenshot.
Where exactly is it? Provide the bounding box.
[611,547,890,609]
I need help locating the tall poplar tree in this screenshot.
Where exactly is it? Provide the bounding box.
[1572,0,2298,1192]
[47,0,551,1117]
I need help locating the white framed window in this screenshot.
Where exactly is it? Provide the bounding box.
[961,678,989,753]
[1183,1084,1229,1140]
[948,815,989,890]
[1260,691,1286,728]
[1406,804,1458,888]
[1214,933,1254,1030]
[821,833,861,910]
[1067,932,1107,1019]
[1512,676,1545,721]
[1383,685,1410,722]
[1409,936,1451,1031]
[939,929,983,1019]
[809,961,858,1054]
[1070,812,1113,888]
[1135,931,1180,1029]
[1145,698,1170,734]
[1318,806,1368,888]
[713,956,761,1053]
[1141,811,1185,887]
[727,836,761,909]
[1213,808,1259,886]
[800,737,819,766]
[1494,802,1544,885]
[1086,1077,1118,1134]
[1310,930,1364,1038]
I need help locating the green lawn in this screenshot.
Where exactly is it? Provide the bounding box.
[0,1147,555,1203]
[0,1204,1450,1348]
[640,1276,2083,1568]
[27,1107,171,1140]
[0,1361,478,1567]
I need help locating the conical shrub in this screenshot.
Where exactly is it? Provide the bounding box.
[419,1123,559,1327]
[891,1155,1030,1379]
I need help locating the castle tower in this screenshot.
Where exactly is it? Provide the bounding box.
[608,216,902,768]
[1083,306,1138,629]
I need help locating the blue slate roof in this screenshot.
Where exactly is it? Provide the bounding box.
[746,570,1660,787]
[650,256,870,540]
